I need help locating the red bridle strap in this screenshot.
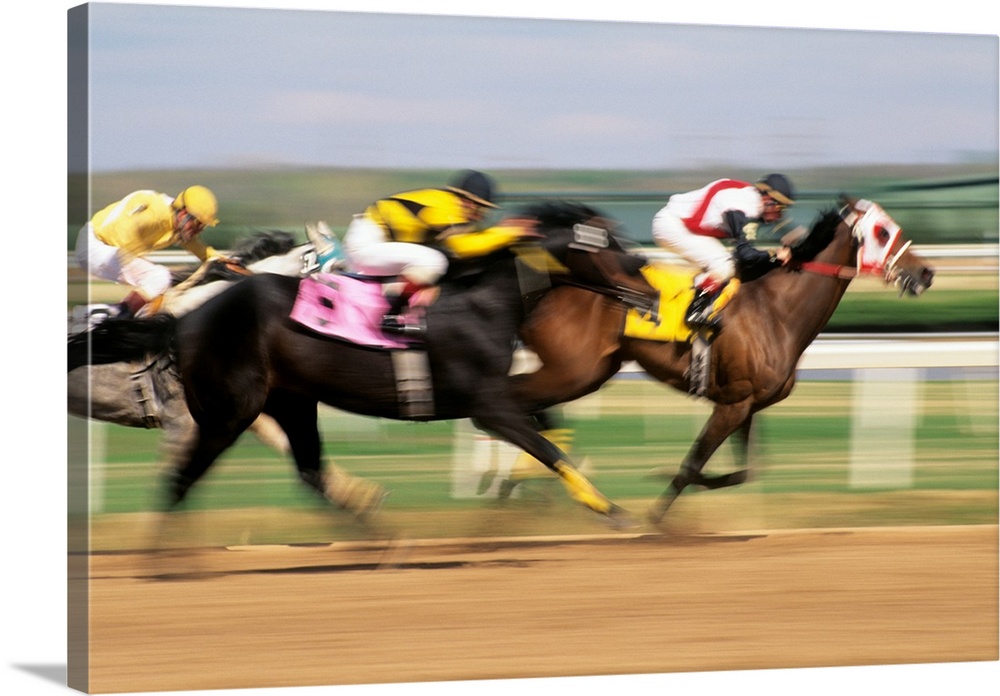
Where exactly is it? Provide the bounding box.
[794,260,858,279]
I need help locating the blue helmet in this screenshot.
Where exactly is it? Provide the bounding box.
[448,170,499,209]
[756,173,795,206]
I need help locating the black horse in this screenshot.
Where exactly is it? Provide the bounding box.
[70,202,659,525]
[68,230,390,520]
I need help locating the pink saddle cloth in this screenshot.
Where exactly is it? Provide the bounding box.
[289,274,418,349]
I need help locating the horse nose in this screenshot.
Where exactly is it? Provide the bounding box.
[921,268,935,288]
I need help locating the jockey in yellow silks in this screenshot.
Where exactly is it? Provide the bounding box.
[343,170,538,335]
[75,185,228,317]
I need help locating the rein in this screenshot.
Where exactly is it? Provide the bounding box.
[794,260,858,280]
[549,277,658,315]
[787,204,903,282]
[791,204,858,280]
[221,260,254,276]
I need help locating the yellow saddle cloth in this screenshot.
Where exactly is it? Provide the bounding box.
[623,263,740,343]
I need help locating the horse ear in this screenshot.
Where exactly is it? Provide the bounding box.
[306,221,335,247]
[838,193,857,208]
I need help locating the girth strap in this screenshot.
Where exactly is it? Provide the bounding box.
[129,356,165,428]
[686,335,711,397]
[392,350,434,419]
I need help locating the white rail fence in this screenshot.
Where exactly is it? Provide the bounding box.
[452,336,999,498]
[76,336,997,512]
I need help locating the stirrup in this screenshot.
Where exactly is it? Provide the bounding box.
[685,310,721,332]
[381,314,425,336]
[684,293,721,331]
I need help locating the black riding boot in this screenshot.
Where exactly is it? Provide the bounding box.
[380,294,426,336]
[685,288,721,331]
[113,301,135,319]
[115,290,147,319]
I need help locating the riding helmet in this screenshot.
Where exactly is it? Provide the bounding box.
[755,173,795,206]
[173,185,220,227]
[448,170,499,209]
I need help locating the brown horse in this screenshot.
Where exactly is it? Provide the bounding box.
[70,202,661,527]
[510,196,935,523]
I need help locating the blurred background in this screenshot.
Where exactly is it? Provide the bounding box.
[66,3,998,548]
[69,168,998,550]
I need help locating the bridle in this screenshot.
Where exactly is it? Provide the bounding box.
[795,200,912,284]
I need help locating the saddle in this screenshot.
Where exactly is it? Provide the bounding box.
[622,264,741,398]
[289,273,433,417]
[289,273,427,349]
[623,264,739,343]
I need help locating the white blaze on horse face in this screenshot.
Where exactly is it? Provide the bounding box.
[852,202,904,275]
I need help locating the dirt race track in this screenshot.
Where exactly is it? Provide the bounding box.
[85,525,998,694]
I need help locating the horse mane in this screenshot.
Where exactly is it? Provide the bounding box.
[513,200,639,252]
[515,200,604,227]
[171,230,298,286]
[231,230,298,262]
[68,313,178,371]
[787,207,843,262]
[441,201,606,283]
[442,200,645,286]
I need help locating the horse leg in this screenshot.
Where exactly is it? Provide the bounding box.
[512,288,624,414]
[648,399,753,525]
[502,293,622,500]
[471,403,628,523]
[727,414,755,483]
[262,391,387,520]
[497,411,576,500]
[684,414,755,490]
[247,414,291,454]
[165,419,250,510]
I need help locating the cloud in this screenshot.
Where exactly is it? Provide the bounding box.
[260,89,489,126]
[82,5,998,171]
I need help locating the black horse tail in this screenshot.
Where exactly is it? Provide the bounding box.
[68,314,179,371]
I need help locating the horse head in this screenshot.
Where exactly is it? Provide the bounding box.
[839,195,935,296]
[514,201,659,312]
[159,230,315,317]
[167,230,302,289]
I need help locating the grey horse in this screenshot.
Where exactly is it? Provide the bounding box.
[68,228,387,520]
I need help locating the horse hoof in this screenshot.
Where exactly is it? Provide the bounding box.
[366,491,391,519]
[646,504,670,528]
[497,478,518,500]
[476,471,497,495]
[605,504,638,530]
[349,486,390,522]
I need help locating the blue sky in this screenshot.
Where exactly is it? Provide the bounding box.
[77,1,998,172]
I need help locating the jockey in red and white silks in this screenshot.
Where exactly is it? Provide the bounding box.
[651,173,796,329]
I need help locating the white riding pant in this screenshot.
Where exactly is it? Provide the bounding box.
[651,207,735,287]
[75,223,172,300]
[343,215,448,286]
